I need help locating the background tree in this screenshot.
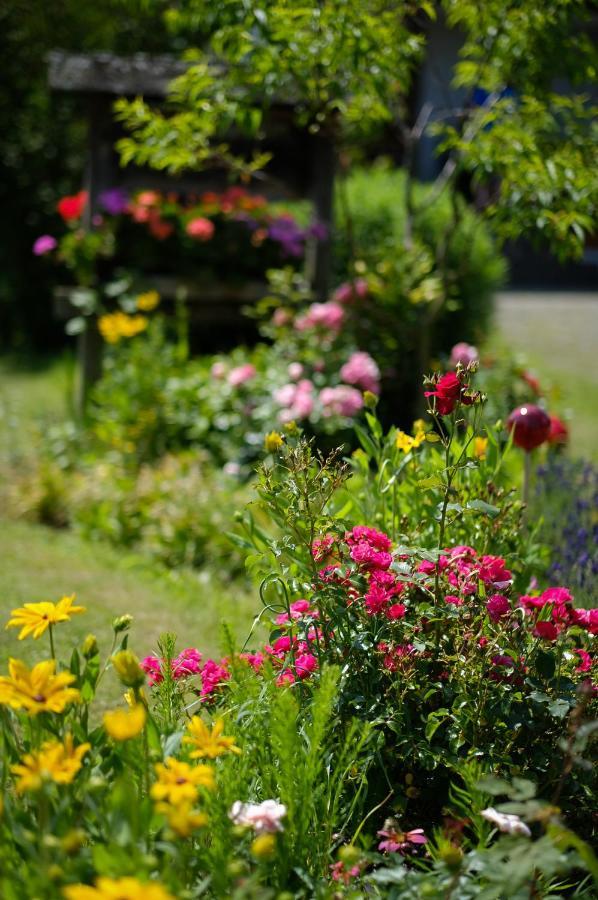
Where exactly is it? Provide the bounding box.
[115,0,598,389]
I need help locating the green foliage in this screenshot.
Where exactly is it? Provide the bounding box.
[333,164,506,403]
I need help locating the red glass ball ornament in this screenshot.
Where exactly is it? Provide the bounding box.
[507,404,551,452]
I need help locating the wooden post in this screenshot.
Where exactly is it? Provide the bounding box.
[76,94,115,415]
[308,133,336,300]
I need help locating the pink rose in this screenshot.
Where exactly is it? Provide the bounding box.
[295,301,344,332]
[228,363,256,387]
[319,385,363,418]
[486,594,511,622]
[340,351,380,394]
[186,217,215,241]
[450,342,478,368]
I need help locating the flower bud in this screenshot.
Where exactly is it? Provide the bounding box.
[439,844,463,870]
[250,833,276,860]
[112,614,133,634]
[111,650,145,687]
[338,845,361,865]
[81,634,99,659]
[363,390,378,410]
[264,431,284,453]
[60,829,86,855]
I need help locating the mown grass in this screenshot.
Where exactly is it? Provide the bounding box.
[494,291,598,460]
[0,517,257,704]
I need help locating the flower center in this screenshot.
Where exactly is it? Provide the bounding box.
[175,777,187,785]
[33,694,46,702]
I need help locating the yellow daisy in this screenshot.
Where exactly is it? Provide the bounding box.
[103,704,146,741]
[6,594,85,640]
[0,658,80,715]
[12,734,90,793]
[155,800,208,837]
[63,876,175,900]
[151,758,215,806]
[183,717,241,759]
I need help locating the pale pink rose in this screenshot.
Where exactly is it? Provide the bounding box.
[288,362,304,380]
[211,361,227,379]
[228,363,256,387]
[450,342,478,368]
[274,383,297,407]
[229,799,287,833]
[275,380,314,421]
[295,301,344,332]
[332,278,369,305]
[272,308,291,327]
[340,351,380,394]
[319,385,363,418]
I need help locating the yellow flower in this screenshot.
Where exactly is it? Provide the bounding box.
[151,758,215,806]
[474,437,489,460]
[395,431,416,453]
[103,704,146,741]
[0,658,80,715]
[135,290,160,311]
[6,594,85,640]
[111,650,145,687]
[251,833,277,860]
[155,800,208,837]
[264,431,284,453]
[63,877,175,900]
[98,312,148,344]
[396,421,428,453]
[183,717,241,759]
[11,734,90,793]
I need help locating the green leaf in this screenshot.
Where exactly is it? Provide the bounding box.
[547,698,570,718]
[466,499,500,518]
[65,316,86,335]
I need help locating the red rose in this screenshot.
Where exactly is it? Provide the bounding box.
[425,372,462,415]
[548,415,568,446]
[57,190,88,222]
[507,404,551,452]
[533,620,559,641]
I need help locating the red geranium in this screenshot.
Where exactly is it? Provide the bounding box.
[57,190,87,222]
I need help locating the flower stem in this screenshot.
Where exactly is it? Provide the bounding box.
[48,625,56,661]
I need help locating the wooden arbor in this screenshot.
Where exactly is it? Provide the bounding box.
[48,51,335,410]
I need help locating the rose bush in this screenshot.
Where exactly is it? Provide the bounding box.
[1,363,596,897]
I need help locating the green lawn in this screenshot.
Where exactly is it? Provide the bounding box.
[0,517,256,684]
[494,291,598,460]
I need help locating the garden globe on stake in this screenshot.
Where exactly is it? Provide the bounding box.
[507,403,551,511]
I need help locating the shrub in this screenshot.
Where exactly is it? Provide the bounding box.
[333,163,506,419]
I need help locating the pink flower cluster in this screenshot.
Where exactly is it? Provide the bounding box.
[339,351,380,394]
[320,385,363,418]
[140,649,231,701]
[239,599,321,687]
[519,587,598,641]
[332,278,369,305]
[417,546,512,596]
[227,363,256,387]
[274,379,314,421]
[295,301,344,333]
